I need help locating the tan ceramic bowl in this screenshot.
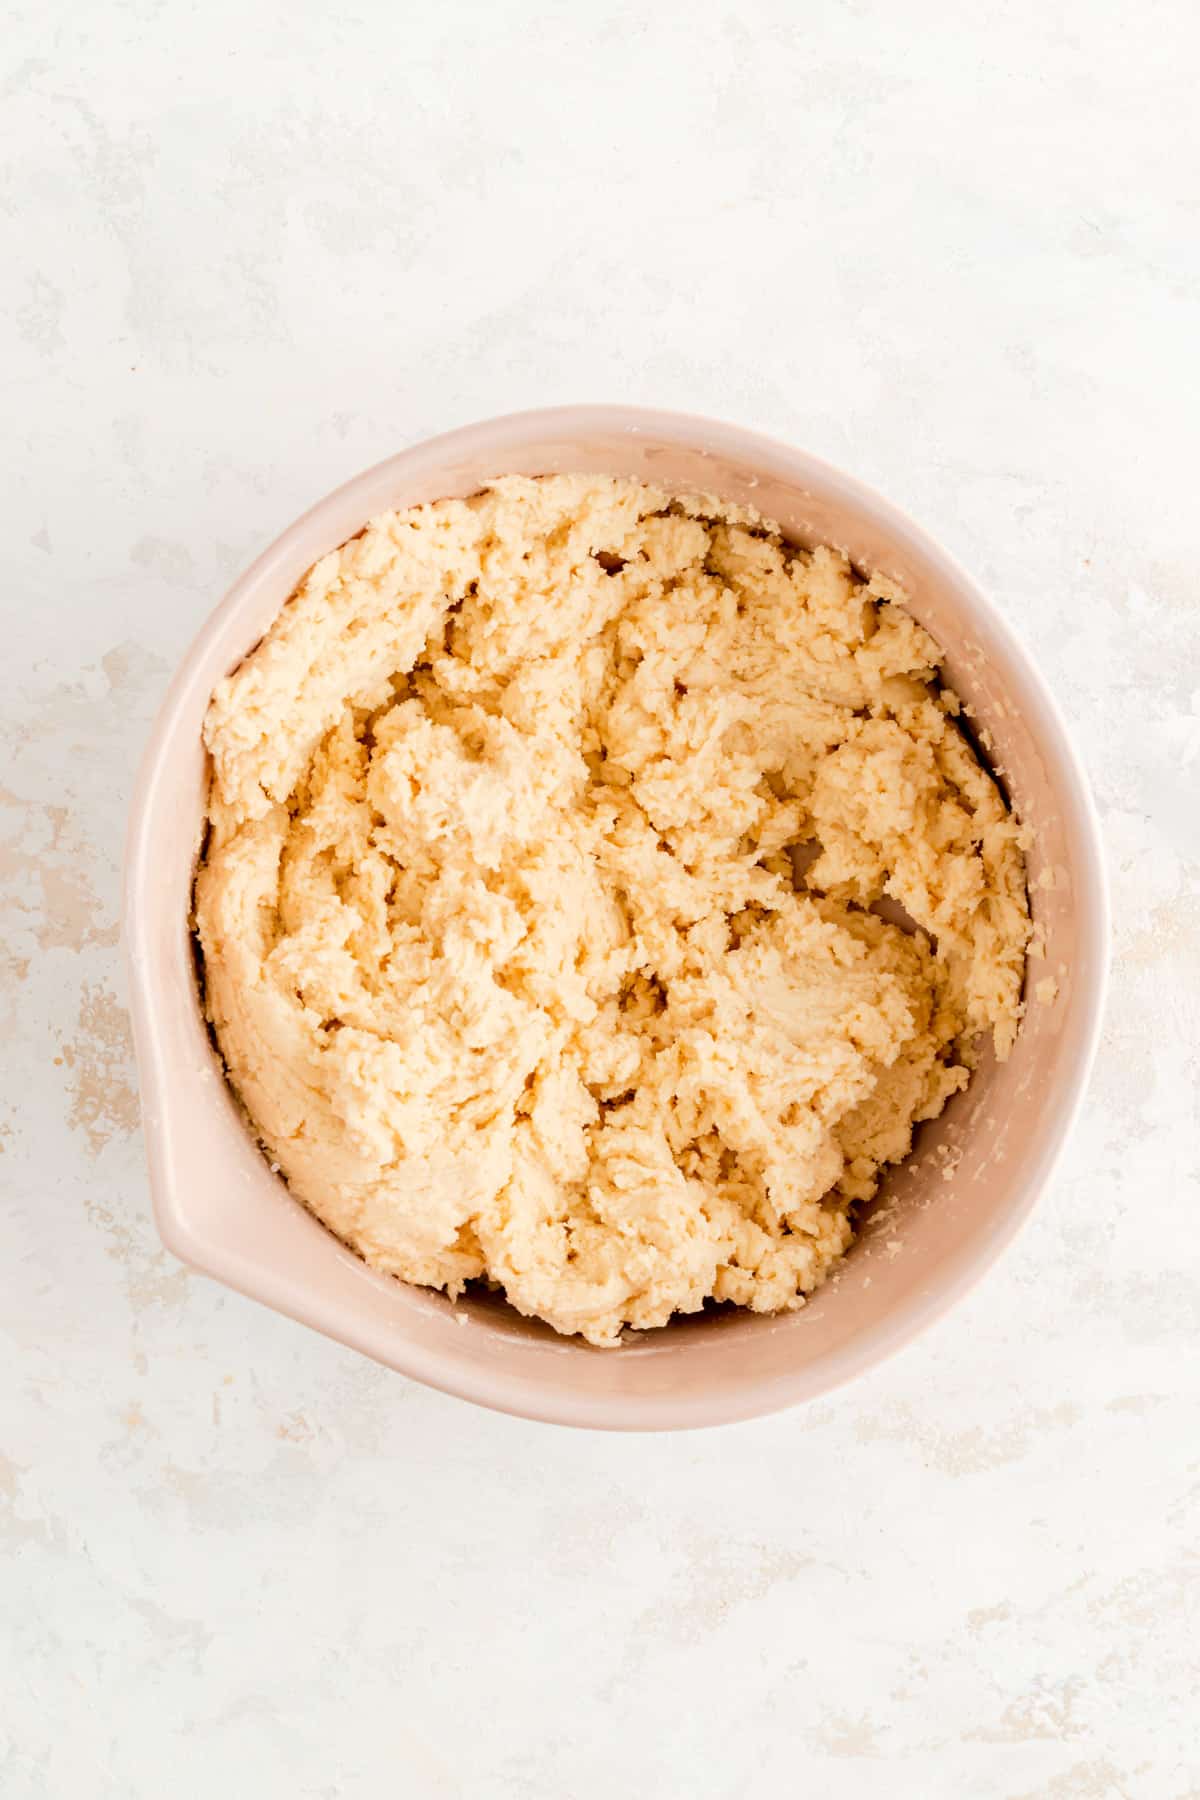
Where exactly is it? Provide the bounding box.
[124,406,1108,1430]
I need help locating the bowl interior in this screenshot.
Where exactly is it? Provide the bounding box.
[125,409,1107,1429]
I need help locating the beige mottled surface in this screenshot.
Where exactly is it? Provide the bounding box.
[197,476,1028,1345]
[2,1,1197,1795]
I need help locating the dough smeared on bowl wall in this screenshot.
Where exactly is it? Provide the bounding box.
[195,476,1030,1346]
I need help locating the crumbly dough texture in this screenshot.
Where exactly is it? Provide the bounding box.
[196,476,1030,1346]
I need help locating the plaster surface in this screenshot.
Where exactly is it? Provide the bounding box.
[2,3,1197,1795]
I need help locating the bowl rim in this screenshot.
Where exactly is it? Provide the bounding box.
[123,404,1111,1429]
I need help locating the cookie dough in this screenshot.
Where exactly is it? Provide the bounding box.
[196,476,1030,1346]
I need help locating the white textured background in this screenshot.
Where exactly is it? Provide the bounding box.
[3,2,1198,1795]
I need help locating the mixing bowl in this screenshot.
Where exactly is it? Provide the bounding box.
[123,406,1108,1429]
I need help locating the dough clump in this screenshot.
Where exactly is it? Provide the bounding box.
[196,476,1029,1345]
